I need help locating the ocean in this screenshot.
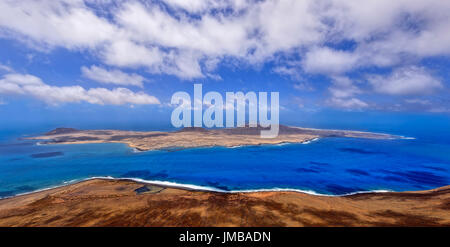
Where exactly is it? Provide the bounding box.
[1,114,450,198]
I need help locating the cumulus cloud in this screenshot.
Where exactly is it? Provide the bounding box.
[293,83,314,92]
[328,97,368,109]
[163,0,217,13]
[368,66,442,95]
[0,0,117,49]
[0,0,450,113]
[81,65,145,87]
[302,47,360,74]
[273,66,302,81]
[404,98,431,105]
[327,76,368,109]
[100,40,164,69]
[1,0,450,80]
[0,73,160,105]
[0,63,13,72]
[314,0,450,72]
[162,0,250,14]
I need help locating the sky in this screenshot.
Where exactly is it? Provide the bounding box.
[1,0,450,130]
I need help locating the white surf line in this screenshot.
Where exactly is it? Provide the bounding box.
[399,136,416,140]
[301,137,320,145]
[98,176,395,197]
[0,176,395,200]
[288,125,409,139]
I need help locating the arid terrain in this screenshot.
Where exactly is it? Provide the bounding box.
[0,178,449,226]
[27,125,399,151]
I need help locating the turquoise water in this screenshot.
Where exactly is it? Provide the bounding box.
[1,115,450,197]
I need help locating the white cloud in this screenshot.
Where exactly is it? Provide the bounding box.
[163,0,250,14]
[0,63,13,72]
[273,66,302,81]
[293,83,314,92]
[0,0,322,78]
[329,97,368,109]
[253,0,324,57]
[101,40,164,69]
[369,66,443,95]
[332,0,450,57]
[0,73,160,105]
[404,99,431,105]
[302,47,360,74]
[326,76,367,109]
[0,0,450,83]
[328,76,361,98]
[81,65,145,87]
[0,0,117,49]
[163,0,215,13]
[115,2,251,55]
[313,0,450,73]
[429,107,450,113]
[329,86,360,99]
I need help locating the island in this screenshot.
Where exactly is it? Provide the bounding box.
[1,125,442,227]
[27,125,400,151]
[0,178,449,226]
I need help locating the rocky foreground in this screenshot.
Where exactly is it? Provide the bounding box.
[27,125,399,151]
[0,179,448,226]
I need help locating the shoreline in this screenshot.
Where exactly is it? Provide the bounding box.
[25,125,403,152]
[2,128,423,204]
[31,135,322,152]
[289,126,415,140]
[2,175,437,201]
[1,178,449,226]
[37,136,321,152]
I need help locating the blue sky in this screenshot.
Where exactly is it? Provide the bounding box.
[1,0,450,130]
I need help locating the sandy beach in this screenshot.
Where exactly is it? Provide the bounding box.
[0,178,449,227]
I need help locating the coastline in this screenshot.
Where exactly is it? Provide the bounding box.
[2,126,439,226]
[30,134,322,152]
[1,174,394,200]
[0,178,449,226]
[37,136,320,153]
[26,125,402,152]
[3,129,424,201]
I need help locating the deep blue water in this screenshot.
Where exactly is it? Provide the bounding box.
[1,115,450,197]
